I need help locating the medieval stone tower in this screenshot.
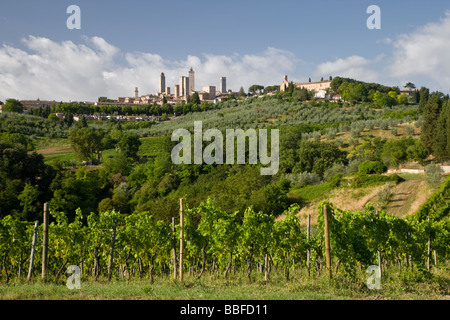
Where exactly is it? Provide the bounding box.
[159,72,166,94]
[189,67,195,94]
[220,77,227,93]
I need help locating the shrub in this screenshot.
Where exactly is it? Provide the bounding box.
[405,125,415,136]
[377,182,394,207]
[351,128,362,138]
[334,138,345,147]
[425,162,443,186]
[380,120,389,130]
[326,127,337,139]
[351,173,402,188]
[349,138,359,146]
[312,131,322,141]
[324,162,346,181]
[338,124,350,132]
[286,171,322,186]
[358,161,387,175]
[293,175,342,202]
[346,159,363,174]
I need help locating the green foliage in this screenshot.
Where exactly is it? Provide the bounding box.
[3,132,35,151]
[0,141,55,220]
[381,137,427,167]
[323,162,347,181]
[2,99,23,113]
[293,140,348,177]
[377,182,394,207]
[1,197,450,283]
[286,171,322,186]
[69,127,105,162]
[421,95,443,154]
[424,162,443,187]
[0,113,69,138]
[248,85,265,95]
[291,174,342,202]
[358,160,387,175]
[17,184,41,221]
[248,179,291,215]
[117,132,141,160]
[331,77,395,104]
[373,91,397,107]
[418,87,430,114]
[350,173,402,188]
[49,167,106,219]
[317,202,449,276]
[412,175,450,222]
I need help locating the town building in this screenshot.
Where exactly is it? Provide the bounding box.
[96,68,228,107]
[280,75,332,92]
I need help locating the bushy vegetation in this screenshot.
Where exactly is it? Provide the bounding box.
[358,161,387,175]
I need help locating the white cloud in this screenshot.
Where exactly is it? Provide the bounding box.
[377,38,393,45]
[388,11,450,92]
[312,12,450,92]
[0,36,299,101]
[314,55,383,83]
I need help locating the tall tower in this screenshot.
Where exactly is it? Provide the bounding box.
[188,67,195,94]
[180,76,190,98]
[159,73,166,94]
[134,87,139,98]
[180,76,186,97]
[183,76,190,98]
[220,77,227,93]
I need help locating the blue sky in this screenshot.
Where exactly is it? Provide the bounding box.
[1,0,450,101]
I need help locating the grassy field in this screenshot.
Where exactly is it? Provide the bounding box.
[1,267,449,300]
[34,136,167,165]
[138,136,170,158]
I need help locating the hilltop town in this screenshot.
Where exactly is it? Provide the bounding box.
[2,70,346,122]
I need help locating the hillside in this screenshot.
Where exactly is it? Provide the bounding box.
[286,172,442,227]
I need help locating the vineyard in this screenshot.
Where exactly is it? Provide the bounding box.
[1,179,449,291]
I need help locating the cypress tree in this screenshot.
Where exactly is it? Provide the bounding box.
[434,103,448,162]
[421,95,442,154]
[447,100,450,159]
[80,115,88,128]
[418,87,430,114]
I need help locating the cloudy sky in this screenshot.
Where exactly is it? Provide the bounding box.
[0,0,450,101]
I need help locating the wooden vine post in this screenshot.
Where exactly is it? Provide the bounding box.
[27,221,39,282]
[179,198,184,282]
[41,203,49,280]
[172,217,177,280]
[323,204,332,279]
[108,221,117,282]
[306,214,311,277]
[427,216,431,272]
